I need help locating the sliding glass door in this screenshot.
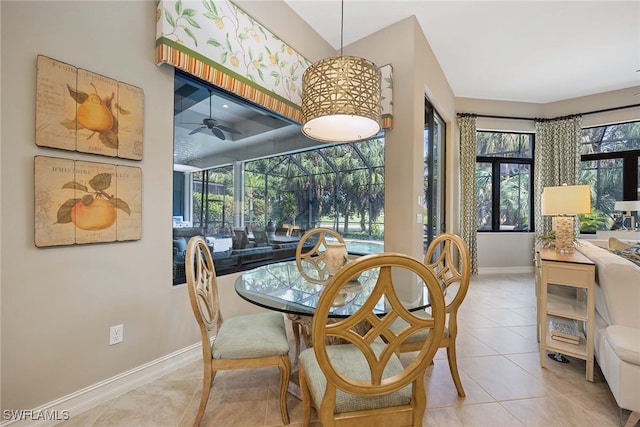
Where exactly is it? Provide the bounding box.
[423,97,445,250]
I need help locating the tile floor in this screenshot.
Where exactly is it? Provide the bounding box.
[59,273,632,426]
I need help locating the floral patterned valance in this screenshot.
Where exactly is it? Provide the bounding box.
[156,0,392,128]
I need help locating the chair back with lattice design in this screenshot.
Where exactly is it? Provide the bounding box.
[424,233,470,331]
[186,236,223,360]
[312,252,445,398]
[295,227,345,283]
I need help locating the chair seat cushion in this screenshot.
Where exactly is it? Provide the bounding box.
[299,342,412,413]
[212,312,289,359]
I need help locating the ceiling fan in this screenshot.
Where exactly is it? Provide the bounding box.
[186,91,241,140]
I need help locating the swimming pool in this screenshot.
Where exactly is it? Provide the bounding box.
[345,240,384,255]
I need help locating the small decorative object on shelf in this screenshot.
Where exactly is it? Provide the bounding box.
[549,320,584,345]
[535,231,557,249]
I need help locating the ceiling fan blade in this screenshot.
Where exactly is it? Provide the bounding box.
[211,127,226,140]
[189,126,207,135]
[216,124,241,134]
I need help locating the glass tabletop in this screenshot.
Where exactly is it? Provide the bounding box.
[234,259,430,318]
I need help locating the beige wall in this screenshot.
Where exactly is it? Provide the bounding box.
[345,16,457,259]
[1,0,638,412]
[1,0,181,410]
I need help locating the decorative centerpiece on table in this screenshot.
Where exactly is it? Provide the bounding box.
[324,243,348,276]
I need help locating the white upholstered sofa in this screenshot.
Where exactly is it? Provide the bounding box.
[577,239,640,427]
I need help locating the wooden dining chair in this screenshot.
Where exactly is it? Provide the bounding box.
[295,227,346,284]
[185,236,291,426]
[298,252,446,426]
[291,228,346,362]
[391,233,471,397]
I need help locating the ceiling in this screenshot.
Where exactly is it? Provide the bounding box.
[174,74,322,170]
[283,0,640,103]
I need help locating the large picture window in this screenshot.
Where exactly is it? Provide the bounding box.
[172,72,385,283]
[579,120,640,232]
[476,131,534,232]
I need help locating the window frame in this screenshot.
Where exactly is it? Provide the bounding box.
[579,120,640,232]
[475,131,535,232]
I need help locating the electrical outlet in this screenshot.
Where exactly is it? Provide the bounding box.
[109,324,123,345]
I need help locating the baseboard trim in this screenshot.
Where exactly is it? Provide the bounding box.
[1,343,201,427]
[478,266,534,275]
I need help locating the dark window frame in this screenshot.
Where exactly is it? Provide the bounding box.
[581,149,640,202]
[579,120,640,233]
[476,131,535,232]
[423,97,446,247]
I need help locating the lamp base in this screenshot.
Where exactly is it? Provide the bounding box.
[620,214,637,231]
[553,216,575,253]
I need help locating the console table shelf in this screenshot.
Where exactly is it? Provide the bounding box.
[535,247,595,381]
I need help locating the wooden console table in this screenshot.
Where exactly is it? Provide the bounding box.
[535,247,595,381]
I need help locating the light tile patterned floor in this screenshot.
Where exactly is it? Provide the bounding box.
[59,274,633,426]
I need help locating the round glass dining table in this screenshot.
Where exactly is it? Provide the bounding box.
[234,259,431,318]
[235,258,433,395]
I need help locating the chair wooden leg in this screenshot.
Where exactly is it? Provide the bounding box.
[446,345,465,397]
[298,366,312,427]
[194,364,214,427]
[413,374,427,426]
[292,320,301,365]
[278,355,291,424]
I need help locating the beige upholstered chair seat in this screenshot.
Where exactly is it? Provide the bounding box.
[299,342,412,414]
[212,312,290,359]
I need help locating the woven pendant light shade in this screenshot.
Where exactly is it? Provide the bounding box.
[301,56,381,142]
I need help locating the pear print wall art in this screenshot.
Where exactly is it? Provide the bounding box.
[34,156,142,247]
[35,55,144,160]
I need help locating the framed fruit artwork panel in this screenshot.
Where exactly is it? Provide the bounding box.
[115,165,142,241]
[35,56,78,152]
[72,161,118,244]
[75,69,119,158]
[35,55,144,160]
[34,156,76,247]
[117,82,144,160]
[34,156,142,247]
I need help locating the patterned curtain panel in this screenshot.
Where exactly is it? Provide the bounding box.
[533,116,583,235]
[458,115,478,275]
[155,0,393,127]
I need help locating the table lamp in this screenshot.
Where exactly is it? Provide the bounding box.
[614,200,640,230]
[541,184,591,253]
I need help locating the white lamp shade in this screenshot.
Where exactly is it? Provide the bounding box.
[541,185,591,215]
[614,200,640,214]
[302,114,380,143]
